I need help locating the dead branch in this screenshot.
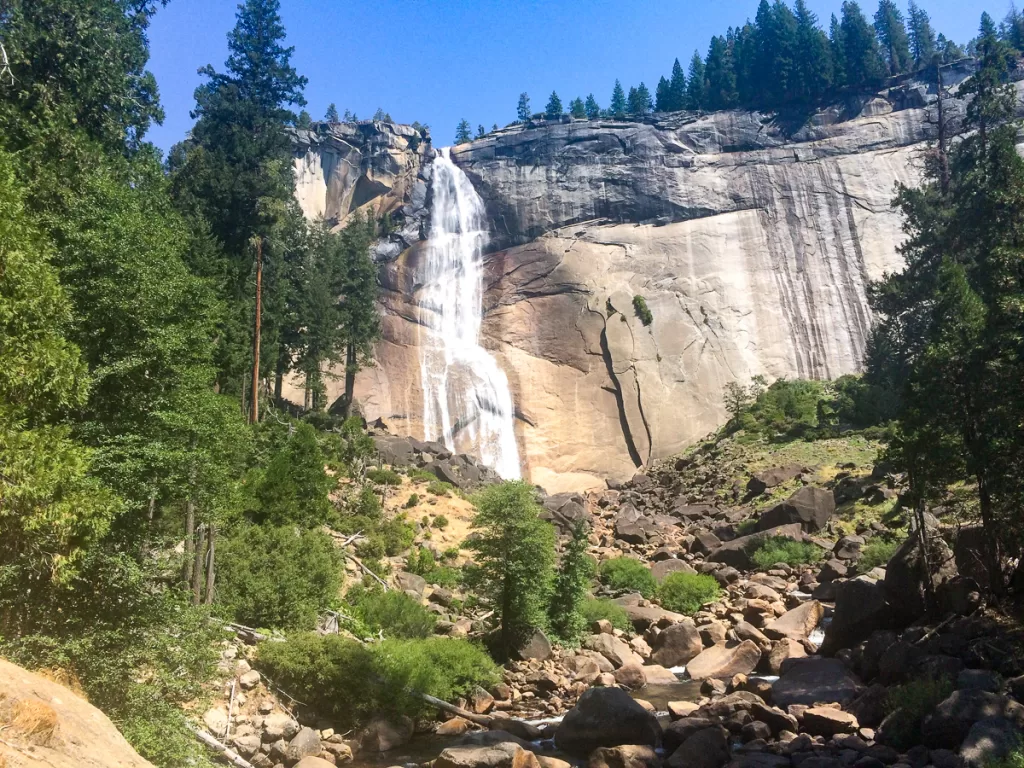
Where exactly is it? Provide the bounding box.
[343,552,389,590]
[189,725,254,768]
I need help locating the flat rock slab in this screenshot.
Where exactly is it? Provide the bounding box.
[764,600,824,641]
[772,658,862,708]
[685,641,761,681]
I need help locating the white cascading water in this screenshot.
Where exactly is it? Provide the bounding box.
[417,148,522,479]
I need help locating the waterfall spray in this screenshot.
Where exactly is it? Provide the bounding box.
[418,148,521,479]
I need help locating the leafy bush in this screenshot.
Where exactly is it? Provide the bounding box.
[408,468,436,483]
[747,536,822,569]
[258,634,499,727]
[985,747,1024,768]
[858,536,902,572]
[580,598,631,633]
[346,585,436,639]
[882,676,954,749]
[598,557,656,598]
[216,524,342,630]
[406,546,462,589]
[366,468,402,486]
[735,518,758,536]
[657,572,721,615]
[404,493,420,508]
[427,480,454,496]
[254,422,334,526]
[633,295,653,326]
[433,514,449,529]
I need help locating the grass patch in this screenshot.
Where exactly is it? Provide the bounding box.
[366,468,402,486]
[882,676,954,749]
[858,535,903,572]
[427,480,454,497]
[404,493,420,508]
[0,698,60,745]
[432,514,449,529]
[657,572,722,615]
[406,546,462,589]
[735,518,757,536]
[747,536,822,569]
[580,598,632,632]
[408,468,436,483]
[598,557,656,598]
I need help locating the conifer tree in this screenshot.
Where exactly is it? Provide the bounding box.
[517,92,531,122]
[610,80,628,117]
[455,118,472,144]
[655,76,672,112]
[296,110,312,128]
[704,36,739,110]
[325,103,339,122]
[548,522,595,644]
[584,94,602,119]
[669,57,688,110]
[1004,3,1024,53]
[569,97,587,118]
[830,14,847,88]
[734,23,759,103]
[545,91,563,118]
[794,0,833,102]
[874,0,913,76]
[840,1,886,88]
[686,51,707,110]
[907,1,938,67]
[635,82,653,115]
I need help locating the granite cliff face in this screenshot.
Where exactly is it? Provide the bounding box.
[292,67,995,493]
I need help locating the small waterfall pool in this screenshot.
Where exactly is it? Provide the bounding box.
[417,148,521,479]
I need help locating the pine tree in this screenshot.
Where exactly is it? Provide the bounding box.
[705,36,739,110]
[610,80,628,117]
[840,1,886,88]
[517,92,531,122]
[455,118,472,144]
[686,51,707,110]
[296,110,312,128]
[545,91,563,118]
[548,522,595,644]
[655,76,672,112]
[635,82,653,115]
[907,1,938,67]
[874,0,913,76]
[830,14,848,88]
[794,0,833,102]
[585,94,601,119]
[669,57,688,110]
[1004,3,1024,52]
[476,124,486,138]
[325,103,339,122]
[734,23,759,103]
[569,97,587,118]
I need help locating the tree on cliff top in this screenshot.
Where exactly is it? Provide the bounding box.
[874,0,913,76]
[517,92,531,122]
[325,102,339,122]
[455,118,472,144]
[610,79,627,117]
[545,90,563,118]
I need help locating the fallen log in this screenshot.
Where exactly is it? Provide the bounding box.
[189,724,254,768]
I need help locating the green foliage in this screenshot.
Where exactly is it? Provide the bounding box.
[580,598,632,633]
[548,522,597,644]
[748,536,822,569]
[366,468,402,486]
[569,97,587,118]
[406,546,462,589]
[598,557,657,598]
[858,536,903,572]
[257,633,499,727]
[216,524,342,630]
[455,119,473,144]
[346,585,436,639]
[632,295,653,326]
[610,80,628,117]
[405,493,421,508]
[584,94,601,119]
[427,480,455,497]
[545,91,563,118]
[882,676,954,749]
[337,416,375,473]
[408,468,436,483]
[465,482,556,659]
[517,93,531,122]
[657,573,722,615]
[254,422,334,526]
[985,747,1024,768]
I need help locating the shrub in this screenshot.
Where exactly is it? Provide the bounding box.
[217,524,342,630]
[258,634,499,727]
[748,536,822,569]
[986,747,1024,768]
[598,557,656,598]
[633,295,653,326]
[858,536,902,572]
[433,514,449,529]
[548,522,596,644]
[347,585,436,639]
[882,676,954,749]
[377,514,416,556]
[366,468,402,486]
[254,422,334,526]
[406,546,462,589]
[408,468,435,483]
[427,480,454,497]
[735,518,758,536]
[580,598,631,633]
[657,572,721,615]
[404,493,420,508]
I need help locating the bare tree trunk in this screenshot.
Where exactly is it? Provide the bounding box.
[183,499,195,586]
[192,524,206,604]
[341,343,357,418]
[250,238,263,424]
[204,523,216,605]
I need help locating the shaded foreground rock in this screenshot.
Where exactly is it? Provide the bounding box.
[772,658,862,708]
[554,687,662,757]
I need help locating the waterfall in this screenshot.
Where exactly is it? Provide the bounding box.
[417,148,522,480]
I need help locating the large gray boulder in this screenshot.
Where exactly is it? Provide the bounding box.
[665,726,730,768]
[820,576,893,655]
[884,533,959,623]
[706,524,805,570]
[764,600,823,641]
[685,641,761,681]
[772,657,862,708]
[554,688,662,757]
[757,486,835,532]
[921,690,1024,749]
[435,742,541,768]
[960,717,1023,768]
[651,620,703,667]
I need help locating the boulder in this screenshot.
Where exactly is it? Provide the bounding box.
[747,466,804,496]
[772,658,862,708]
[652,559,697,583]
[764,601,823,641]
[584,633,644,669]
[435,743,541,768]
[834,536,866,560]
[286,728,323,762]
[615,519,649,545]
[294,759,337,768]
[358,715,414,753]
[614,663,648,690]
[651,621,703,667]
[768,638,807,674]
[691,531,723,556]
[663,718,722,754]
[554,688,662,757]
[644,665,683,684]
[395,571,428,596]
[819,559,849,582]
[618,602,685,631]
[750,702,799,735]
[960,717,1022,768]
[707,525,805,570]
[685,641,761,681]
[921,690,1024,749]
[665,726,731,768]
[373,435,415,466]
[820,577,893,656]
[263,712,301,740]
[757,487,835,532]
[516,629,553,661]
[489,718,543,742]
[884,533,958,623]
[588,745,662,768]
[802,707,859,736]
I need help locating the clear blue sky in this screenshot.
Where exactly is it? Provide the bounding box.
[146,0,1000,153]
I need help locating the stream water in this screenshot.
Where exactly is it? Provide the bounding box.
[417,148,521,479]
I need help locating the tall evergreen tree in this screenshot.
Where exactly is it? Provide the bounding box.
[734,23,759,103]
[704,35,739,110]
[455,118,472,144]
[610,80,628,117]
[794,0,833,102]
[669,57,688,110]
[840,1,886,88]
[545,90,563,118]
[325,102,339,122]
[907,1,938,67]
[1004,3,1024,52]
[830,14,848,88]
[569,97,587,118]
[686,51,707,110]
[517,92,531,122]
[584,94,601,119]
[874,0,913,76]
[655,76,672,112]
[635,82,653,115]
